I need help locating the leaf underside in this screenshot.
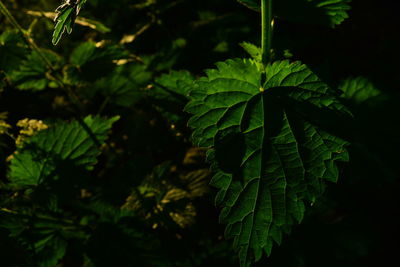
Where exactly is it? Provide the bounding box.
[185,59,350,266]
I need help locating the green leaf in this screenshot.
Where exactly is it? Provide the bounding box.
[149,70,195,123]
[9,50,60,91]
[185,59,350,266]
[69,41,97,66]
[339,76,381,105]
[153,70,195,101]
[0,211,78,267]
[236,0,352,27]
[0,30,29,73]
[66,41,128,83]
[69,41,127,67]
[240,42,262,63]
[276,0,352,27]
[34,234,67,267]
[8,116,119,187]
[52,0,88,45]
[94,63,152,107]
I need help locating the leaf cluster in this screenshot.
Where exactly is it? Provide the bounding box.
[0,0,399,266]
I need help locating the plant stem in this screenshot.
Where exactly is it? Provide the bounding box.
[0,1,101,147]
[0,0,78,101]
[261,0,273,65]
[0,1,55,71]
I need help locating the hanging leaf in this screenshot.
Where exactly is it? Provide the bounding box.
[185,59,350,266]
[52,0,88,45]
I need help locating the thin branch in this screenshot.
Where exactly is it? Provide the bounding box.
[0,1,101,147]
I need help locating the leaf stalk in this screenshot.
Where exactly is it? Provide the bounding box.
[0,1,101,147]
[261,0,273,65]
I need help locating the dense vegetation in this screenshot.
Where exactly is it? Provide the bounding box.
[0,0,399,266]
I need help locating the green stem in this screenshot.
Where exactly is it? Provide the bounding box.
[0,1,101,147]
[261,0,273,65]
[0,1,55,71]
[0,208,82,227]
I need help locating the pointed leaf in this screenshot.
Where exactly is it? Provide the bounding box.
[52,0,88,45]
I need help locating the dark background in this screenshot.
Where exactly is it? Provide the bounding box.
[1,0,400,266]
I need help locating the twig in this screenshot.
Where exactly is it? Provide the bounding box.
[0,1,101,147]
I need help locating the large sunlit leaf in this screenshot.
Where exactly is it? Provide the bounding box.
[8,116,119,187]
[185,59,350,266]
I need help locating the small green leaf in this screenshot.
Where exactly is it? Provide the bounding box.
[95,63,152,107]
[150,70,195,122]
[340,76,381,104]
[52,0,88,45]
[34,234,67,267]
[153,70,195,101]
[236,0,352,27]
[0,30,29,72]
[9,50,60,91]
[52,6,74,45]
[185,59,350,266]
[69,41,97,67]
[240,42,262,62]
[66,41,128,83]
[276,0,352,27]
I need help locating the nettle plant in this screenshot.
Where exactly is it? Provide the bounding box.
[0,0,361,266]
[184,1,352,265]
[187,0,351,265]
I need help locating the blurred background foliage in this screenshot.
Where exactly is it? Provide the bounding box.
[0,0,399,266]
